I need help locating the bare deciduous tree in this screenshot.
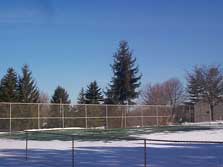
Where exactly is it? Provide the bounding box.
[141,78,184,106]
[163,78,185,107]
[141,78,185,122]
[141,83,168,105]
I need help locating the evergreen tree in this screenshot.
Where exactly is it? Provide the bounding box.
[187,65,223,121]
[105,41,142,104]
[85,81,103,104]
[17,65,39,103]
[0,68,18,102]
[51,86,71,104]
[77,88,86,104]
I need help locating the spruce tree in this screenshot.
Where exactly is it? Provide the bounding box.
[51,86,71,104]
[85,81,103,104]
[105,41,142,104]
[0,68,18,102]
[187,65,223,121]
[17,65,39,103]
[77,88,86,104]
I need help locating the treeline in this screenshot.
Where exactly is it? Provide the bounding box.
[0,40,142,105]
[0,65,39,103]
[0,40,223,122]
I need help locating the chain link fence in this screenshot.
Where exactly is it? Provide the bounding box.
[0,103,194,132]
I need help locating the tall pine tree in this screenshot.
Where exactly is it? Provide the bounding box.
[17,65,39,103]
[85,81,103,104]
[77,88,86,104]
[0,68,18,102]
[51,86,71,104]
[105,41,142,104]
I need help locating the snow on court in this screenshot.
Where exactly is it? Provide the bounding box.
[0,126,223,167]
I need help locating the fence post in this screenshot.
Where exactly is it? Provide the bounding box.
[144,139,147,167]
[59,102,62,128]
[156,106,159,127]
[72,137,74,167]
[188,105,191,122]
[9,103,12,133]
[121,109,123,128]
[62,105,65,129]
[38,104,40,129]
[85,105,88,129]
[106,105,108,129]
[189,105,194,122]
[25,132,28,160]
[141,107,144,127]
[183,105,185,122]
[125,105,128,128]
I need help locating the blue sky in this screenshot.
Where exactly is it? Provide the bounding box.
[0,0,222,102]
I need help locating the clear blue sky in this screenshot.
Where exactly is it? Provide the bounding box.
[0,0,222,102]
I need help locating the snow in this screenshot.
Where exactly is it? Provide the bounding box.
[134,128,223,142]
[0,139,186,150]
[26,126,105,132]
[26,127,85,132]
[1,127,223,167]
[183,120,223,126]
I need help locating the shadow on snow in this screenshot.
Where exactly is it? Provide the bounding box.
[0,144,223,167]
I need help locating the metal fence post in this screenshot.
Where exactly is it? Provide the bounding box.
[141,107,144,127]
[85,105,88,129]
[183,105,185,122]
[121,109,123,128]
[9,103,12,133]
[125,105,128,128]
[59,103,62,128]
[156,106,159,127]
[144,139,147,167]
[38,104,40,129]
[188,105,191,122]
[106,105,108,129]
[25,132,28,160]
[72,137,74,167]
[62,105,65,129]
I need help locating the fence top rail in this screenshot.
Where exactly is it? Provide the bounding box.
[24,130,223,144]
[25,130,74,138]
[0,102,176,107]
[145,139,223,144]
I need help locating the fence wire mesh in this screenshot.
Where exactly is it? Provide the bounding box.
[0,103,193,132]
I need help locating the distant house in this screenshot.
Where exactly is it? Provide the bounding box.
[194,101,223,122]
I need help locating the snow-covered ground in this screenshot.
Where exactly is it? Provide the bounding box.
[135,128,223,142]
[183,120,223,126]
[1,125,223,167]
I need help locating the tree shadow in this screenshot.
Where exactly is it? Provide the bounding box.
[0,143,223,167]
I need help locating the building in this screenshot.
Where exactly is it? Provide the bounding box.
[194,101,223,122]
